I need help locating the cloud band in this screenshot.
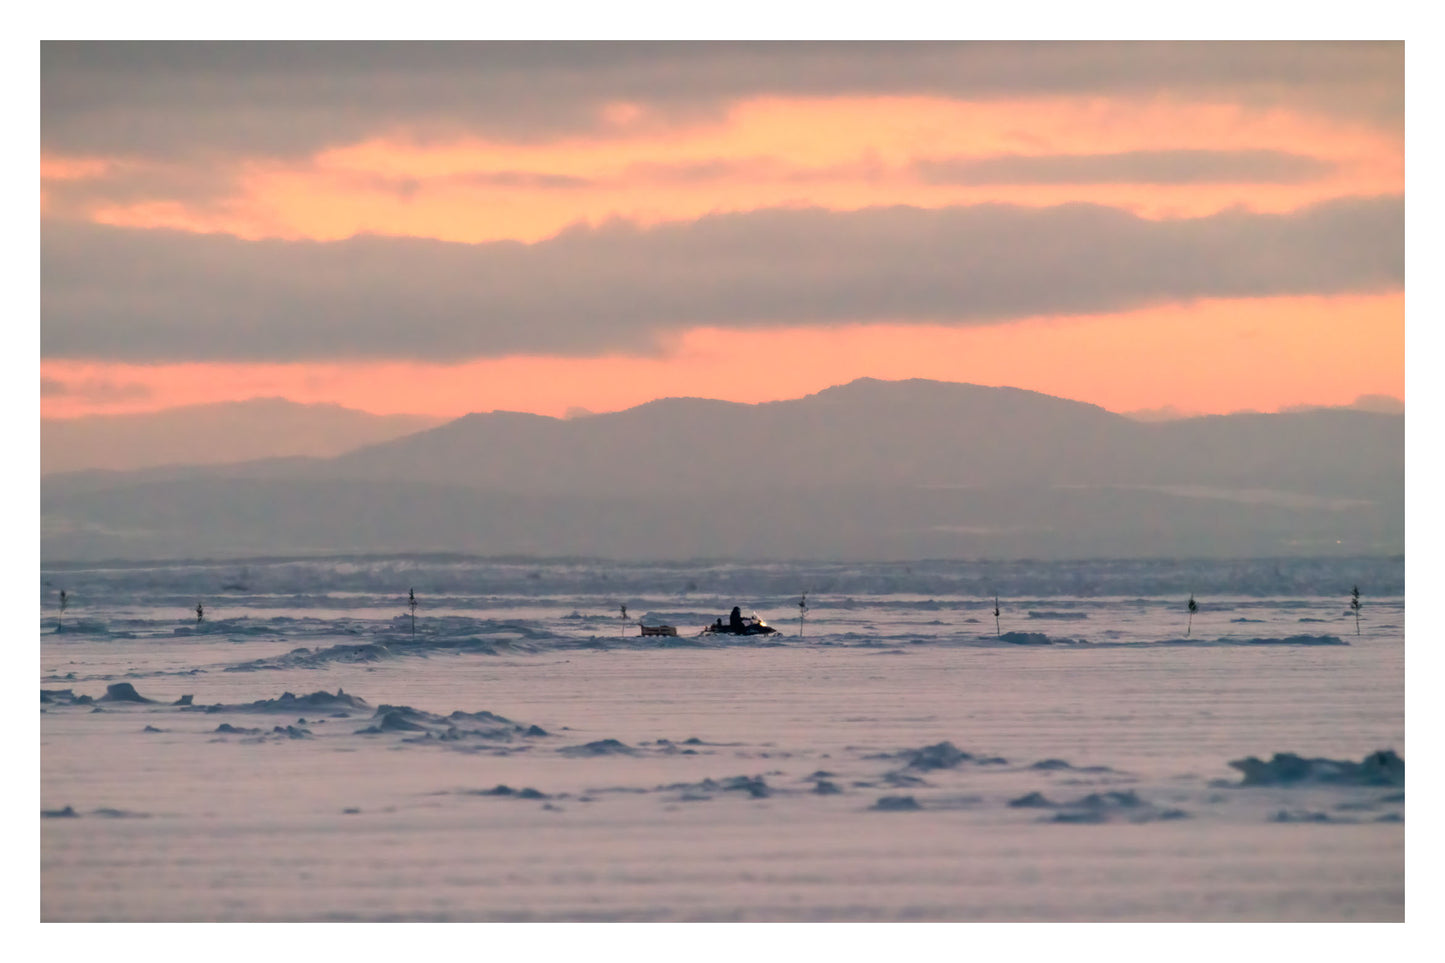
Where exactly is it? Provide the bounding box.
[41,195,1403,362]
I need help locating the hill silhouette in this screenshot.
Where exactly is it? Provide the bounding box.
[41,379,1402,561]
[42,397,442,475]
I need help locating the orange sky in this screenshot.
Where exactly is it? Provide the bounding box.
[52,95,1402,245]
[41,293,1403,420]
[40,49,1404,422]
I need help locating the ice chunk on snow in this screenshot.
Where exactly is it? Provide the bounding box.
[1228,750,1403,787]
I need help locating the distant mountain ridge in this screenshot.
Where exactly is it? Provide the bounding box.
[304,378,1398,498]
[41,379,1403,561]
[42,397,444,475]
[311,379,1133,492]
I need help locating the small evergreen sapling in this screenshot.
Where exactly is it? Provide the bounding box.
[993,595,1001,638]
[620,604,628,637]
[58,589,68,630]
[798,592,809,639]
[1186,594,1197,638]
[196,601,205,624]
[409,588,418,636]
[1350,585,1362,636]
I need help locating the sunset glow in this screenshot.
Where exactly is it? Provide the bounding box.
[55,95,1402,245]
[41,294,1403,421]
[41,43,1403,424]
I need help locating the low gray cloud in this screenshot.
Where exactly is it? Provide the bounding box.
[40,148,1339,226]
[42,42,1401,161]
[42,160,242,220]
[320,168,597,200]
[1281,394,1404,415]
[447,170,593,190]
[1349,394,1405,414]
[41,375,152,402]
[1120,404,1205,422]
[915,149,1336,185]
[41,195,1403,363]
[44,154,858,218]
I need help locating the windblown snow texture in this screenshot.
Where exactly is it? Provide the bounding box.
[40,551,1404,922]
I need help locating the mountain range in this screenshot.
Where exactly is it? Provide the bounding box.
[41,379,1403,562]
[42,398,443,475]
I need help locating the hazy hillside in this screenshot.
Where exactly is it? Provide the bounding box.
[306,378,1399,499]
[313,380,1150,492]
[41,379,1403,562]
[42,398,444,475]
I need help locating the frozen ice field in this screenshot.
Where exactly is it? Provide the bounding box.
[40,555,1404,922]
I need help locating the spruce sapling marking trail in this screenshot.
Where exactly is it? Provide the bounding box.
[994,595,1001,638]
[1351,585,1362,636]
[798,591,808,639]
[196,601,204,624]
[620,603,628,637]
[1187,594,1197,637]
[58,589,68,630]
[408,588,417,637]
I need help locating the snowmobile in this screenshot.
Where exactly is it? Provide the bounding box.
[700,610,777,636]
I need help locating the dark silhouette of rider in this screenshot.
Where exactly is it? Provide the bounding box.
[729,606,744,632]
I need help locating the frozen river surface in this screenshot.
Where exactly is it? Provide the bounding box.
[39,555,1404,922]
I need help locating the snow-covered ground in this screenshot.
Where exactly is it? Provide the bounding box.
[40,556,1404,921]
